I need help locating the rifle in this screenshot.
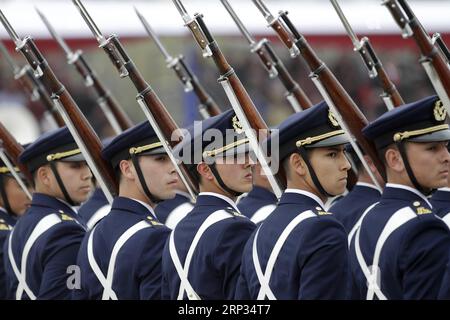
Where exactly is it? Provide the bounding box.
[0,9,118,203]
[331,0,405,110]
[134,8,221,119]
[0,140,32,200]
[172,0,285,198]
[252,0,385,189]
[0,41,65,127]
[72,0,198,201]
[431,33,450,66]
[220,0,312,112]
[0,122,33,185]
[36,8,133,134]
[383,0,450,113]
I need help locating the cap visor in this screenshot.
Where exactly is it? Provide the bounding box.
[408,129,450,143]
[307,133,349,148]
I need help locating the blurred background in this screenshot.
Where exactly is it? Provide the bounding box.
[0,0,449,143]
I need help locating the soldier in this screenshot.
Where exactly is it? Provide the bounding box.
[349,95,450,300]
[430,177,450,226]
[161,109,256,299]
[73,121,176,300]
[3,127,92,299]
[236,163,278,224]
[0,155,32,299]
[154,177,194,230]
[329,144,382,242]
[235,101,351,300]
[77,137,115,230]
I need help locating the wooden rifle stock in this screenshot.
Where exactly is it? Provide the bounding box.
[385,0,450,102]
[0,122,33,183]
[175,56,221,117]
[17,37,119,196]
[276,12,386,182]
[101,35,199,194]
[71,52,133,131]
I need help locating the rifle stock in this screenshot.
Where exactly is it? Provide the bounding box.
[0,122,33,183]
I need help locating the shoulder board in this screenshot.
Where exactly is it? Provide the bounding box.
[411,201,432,215]
[0,222,12,231]
[224,207,245,218]
[59,213,75,221]
[146,215,163,226]
[313,206,332,216]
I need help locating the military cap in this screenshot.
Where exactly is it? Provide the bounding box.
[363,95,450,149]
[174,109,250,166]
[266,101,349,161]
[19,127,85,172]
[101,120,165,168]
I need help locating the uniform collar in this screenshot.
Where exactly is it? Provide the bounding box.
[246,186,278,202]
[356,182,382,194]
[175,190,193,201]
[110,197,157,219]
[31,192,77,217]
[384,183,432,208]
[91,188,107,201]
[282,188,326,209]
[196,192,240,212]
[437,187,450,193]
[431,188,450,201]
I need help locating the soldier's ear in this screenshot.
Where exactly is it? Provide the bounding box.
[119,159,135,181]
[197,162,214,181]
[36,165,52,187]
[289,153,307,177]
[385,147,404,172]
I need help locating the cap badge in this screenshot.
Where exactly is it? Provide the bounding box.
[328,110,340,127]
[433,100,446,121]
[232,115,244,134]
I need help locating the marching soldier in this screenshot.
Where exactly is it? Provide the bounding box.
[3,127,92,299]
[329,144,382,241]
[0,155,32,299]
[161,109,256,299]
[349,95,450,300]
[235,101,351,300]
[154,178,194,230]
[236,163,278,224]
[73,121,176,300]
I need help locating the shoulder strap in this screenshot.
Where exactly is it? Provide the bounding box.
[348,202,379,247]
[354,207,417,300]
[253,210,316,300]
[86,204,111,230]
[8,213,62,300]
[87,220,151,300]
[169,209,233,300]
[250,204,276,224]
[165,202,194,230]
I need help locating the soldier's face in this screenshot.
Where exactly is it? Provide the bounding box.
[406,141,450,189]
[1,176,32,216]
[139,154,178,200]
[215,153,254,193]
[55,161,93,204]
[307,145,351,196]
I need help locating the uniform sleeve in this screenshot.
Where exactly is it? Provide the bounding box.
[38,224,85,300]
[136,227,171,300]
[438,248,450,299]
[0,231,10,299]
[213,218,256,300]
[234,238,252,300]
[399,217,450,299]
[297,218,350,300]
[160,238,171,300]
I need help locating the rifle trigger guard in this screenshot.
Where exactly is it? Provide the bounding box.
[217,68,235,82]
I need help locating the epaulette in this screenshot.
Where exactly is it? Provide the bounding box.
[411,201,432,215]
[0,222,12,231]
[314,206,332,216]
[146,215,163,226]
[58,210,74,221]
[225,207,245,218]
